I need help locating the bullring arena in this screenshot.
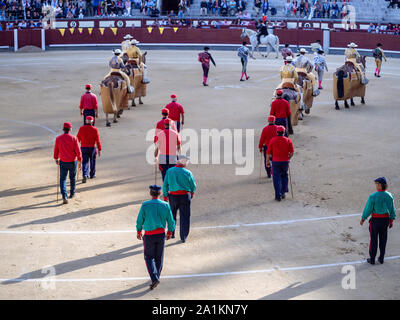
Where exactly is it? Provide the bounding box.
[0,22,400,300]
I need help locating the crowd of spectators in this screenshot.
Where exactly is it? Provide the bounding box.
[386,0,400,8]
[199,0,248,16]
[368,22,400,34]
[281,0,351,19]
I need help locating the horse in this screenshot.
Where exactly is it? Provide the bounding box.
[272,82,301,135]
[296,70,314,117]
[100,73,129,127]
[125,52,148,107]
[240,28,280,59]
[333,56,367,110]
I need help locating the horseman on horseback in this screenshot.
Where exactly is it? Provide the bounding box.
[280,56,298,86]
[345,42,368,84]
[294,48,319,97]
[127,39,143,64]
[257,17,269,45]
[121,34,133,53]
[104,49,134,93]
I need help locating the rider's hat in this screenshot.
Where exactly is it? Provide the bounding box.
[131,39,140,44]
[123,34,133,39]
[347,42,358,48]
[285,56,293,62]
[113,49,122,55]
[299,48,307,53]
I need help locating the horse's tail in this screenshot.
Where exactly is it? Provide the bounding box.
[337,70,345,98]
[275,35,280,48]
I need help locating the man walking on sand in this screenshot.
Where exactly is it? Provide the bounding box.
[53,122,82,204]
[360,177,396,265]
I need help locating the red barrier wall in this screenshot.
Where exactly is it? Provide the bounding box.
[0,30,14,47]
[1,28,400,51]
[330,31,400,51]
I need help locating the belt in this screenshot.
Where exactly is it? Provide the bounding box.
[169,190,190,195]
[144,228,165,235]
[371,213,389,218]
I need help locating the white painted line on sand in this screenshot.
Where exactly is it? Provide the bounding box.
[0,213,361,235]
[2,255,400,283]
[0,119,57,135]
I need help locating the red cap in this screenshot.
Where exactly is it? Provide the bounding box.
[268,116,276,122]
[276,90,283,96]
[161,108,169,114]
[85,84,92,89]
[63,122,72,129]
[277,125,286,132]
[163,119,171,125]
[170,94,177,99]
[86,116,94,122]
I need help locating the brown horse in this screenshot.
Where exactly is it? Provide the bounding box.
[100,73,129,127]
[123,52,148,107]
[273,82,301,135]
[333,56,366,110]
[296,71,314,117]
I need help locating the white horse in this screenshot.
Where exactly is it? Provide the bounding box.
[240,28,280,59]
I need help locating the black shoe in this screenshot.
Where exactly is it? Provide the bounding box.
[203,83,208,86]
[181,239,186,243]
[246,76,250,80]
[267,174,271,178]
[62,198,68,204]
[82,177,87,183]
[275,197,281,202]
[367,258,375,265]
[69,194,75,199]
[378,257,384,264]
[377,75,381,77]
[150,280,160,290]
[240,79,245,81]
[282,194,286,199]
[374,73,377,77]
[90,175,96,179]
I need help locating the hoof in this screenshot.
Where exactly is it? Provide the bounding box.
[305,108,310,114]
[117,114,121,118]
[361,98,365,104]
[106,122,111,127]
[139,101,143,105]
[113,119,118,123]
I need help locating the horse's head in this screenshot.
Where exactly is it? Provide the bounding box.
[142,51,147,64]
[360,55,366,69]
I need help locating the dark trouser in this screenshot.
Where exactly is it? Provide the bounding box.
[143,233,165,283]
[169,194,191,241]
[369,217,390,262]
[202,63,209,82]
[241,58,247,73]
[176,121,181,133]
[81,147,97,178]
[83,109,96,125]
[272,161,289,200]
[59,161,77,199]
[275,117,289,137]
[263,146,272,177]
[159,154,177,181]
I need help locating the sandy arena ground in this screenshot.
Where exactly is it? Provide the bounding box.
[0,49,399,300]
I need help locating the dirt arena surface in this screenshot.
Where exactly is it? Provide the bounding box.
[0,49,399,300]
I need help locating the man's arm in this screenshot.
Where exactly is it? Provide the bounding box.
[93,95,99,117]
[136,204,145,240]
[53,138,59,164]
[165,204,176,239]
[209,53,216,67]
[96,129,102,156]
[162,172,169,200]
[74,138,82,163]
[79,95,84,115]
[361,195,373,224]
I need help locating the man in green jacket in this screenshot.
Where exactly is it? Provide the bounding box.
[136,185,176,290]
[360,177,396,265]
[163,155,196,243]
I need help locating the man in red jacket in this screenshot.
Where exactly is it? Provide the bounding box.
[259,115,278,178]
[154,108,177,143]
[53,122,82,204]
[79,84,99,125]
[164,94,184,132]
[77,116,102,183]
[267,125,294,201]
[270,90,291,137]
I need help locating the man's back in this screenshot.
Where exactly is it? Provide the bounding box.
[270,98,291,118]
[268,135,294,162]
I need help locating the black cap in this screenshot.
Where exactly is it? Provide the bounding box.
[204,46,210,50]
[374,177,387,185]
[149,185,162,191]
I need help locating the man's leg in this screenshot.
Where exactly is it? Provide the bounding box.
[378,218,389,262]
[81,148,90,179]
[68,161,77,197]
[169,195,179,238]
[369,218,379,263]
[272,161,282,200]
[120,71,133,93]
[281,161,289,196]
[179,194,191,242]
[143,235,159,283]
[307,72,319,96]
[89,147,97,178]
[59,162,69,200]
[154,233,165,279]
